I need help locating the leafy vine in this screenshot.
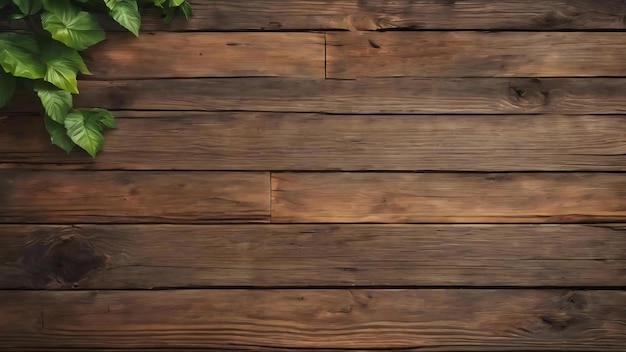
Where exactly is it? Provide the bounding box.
[0,0,192,156]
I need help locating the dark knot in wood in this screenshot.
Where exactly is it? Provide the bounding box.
[22,227,107,289]
[521,291,593,337]
[508,79,550,108]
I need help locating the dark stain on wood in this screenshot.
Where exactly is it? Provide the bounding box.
[22,227,107,289]
[367,39,380,48]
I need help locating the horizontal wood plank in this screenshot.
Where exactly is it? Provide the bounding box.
[4,0,621,31]
[2,113,625,171]
[272,173,626,223]
[0,224,624,289]
[82,32,324,79]
[327,32,626,78]
[1,289,625,350]
[53,78,626,114]
[0,171,269,223]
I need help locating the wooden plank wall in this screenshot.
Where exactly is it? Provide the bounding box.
[1,1,625,350]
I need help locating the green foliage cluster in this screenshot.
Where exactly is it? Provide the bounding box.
[0,0,191,156]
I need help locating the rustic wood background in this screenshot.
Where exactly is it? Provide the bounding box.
[1,0,626,350]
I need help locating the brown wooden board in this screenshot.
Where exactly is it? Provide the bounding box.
[327,32,626,78]
[5,0,623,31]
[1,289,625,350]
[54,78,626,114]
[0,171,270,223]
[272,173,626,223]
[82,32,325,79]
[0,224,624,289]
[2,113,626,171]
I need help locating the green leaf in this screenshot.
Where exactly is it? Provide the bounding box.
[180,1,191,19]
[64,108,115,157]
[44,114,75,153]
[34,81,72,123]
[0,33,46,79]
[0,70,16,108]
[67,48,90,75]
[105,0,141,36]
[81,107,116,129]
[41,0,105,50]
[12,0,42,14]
[40,39,89,93]
[168,0,184,6]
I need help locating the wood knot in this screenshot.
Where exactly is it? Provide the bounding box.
[517,291,592,338]
[560,291,589,311]
[532,11,574,28]
[343,13,395,31]
[22,227,107,289]
[538,314,575,332]
[508,79,550,109]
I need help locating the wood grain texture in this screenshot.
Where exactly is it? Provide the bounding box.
[272,173,626,223]
[0,171,269,223]
[2,113,626,171]
[1,289,625,350]
[327,32,626,78]
[67,78,626,114]
[4,0,617,31]
[0,224,624,289]
[82,32,324,79]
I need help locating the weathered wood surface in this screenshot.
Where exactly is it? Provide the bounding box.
[2,113,625,171]
[82,32,325,79]
[0,224,624,289]
[11,0,626,31]
[327,32,626,78]
[1,0,626,349]
[1,289,625,350]
[63,78,626,114]
[5,0,621,31]
[272,173,626,223]
[0,171,269,223]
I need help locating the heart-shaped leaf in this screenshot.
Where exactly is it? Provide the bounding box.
[64,110,103,157]
[64,108,115,157]
[40,40,88,93]
[41,0,105,50]
[0,32,45,79]
[80,108,116,129]
[34,80,72,123]
[105,0,141,36]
